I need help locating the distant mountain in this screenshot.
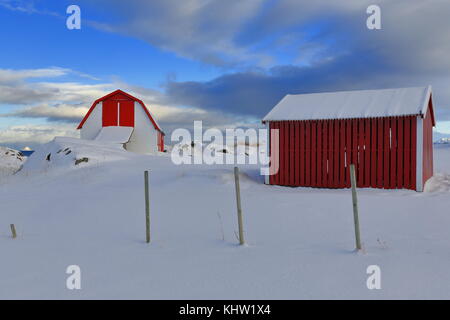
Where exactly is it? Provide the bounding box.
[434,131,450,144]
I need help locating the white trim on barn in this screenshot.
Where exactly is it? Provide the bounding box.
[416,116,424,192]
[420,85,432,116]
[265,121,270,185]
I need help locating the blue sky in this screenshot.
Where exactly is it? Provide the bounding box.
[1,0,450,149]
[0,1,220,85]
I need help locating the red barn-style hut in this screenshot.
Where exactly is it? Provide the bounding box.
[77,90,165,153]
[262,86,435,191]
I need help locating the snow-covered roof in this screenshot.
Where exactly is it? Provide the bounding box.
[263,86,432,122]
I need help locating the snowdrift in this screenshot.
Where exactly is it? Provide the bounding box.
[171,140,262,159]
[20,136,140,174]
[0,146,25,176]
[3,138,450,299]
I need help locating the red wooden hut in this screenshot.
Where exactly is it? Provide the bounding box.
[262,86,435,191]
[77,90,165,153]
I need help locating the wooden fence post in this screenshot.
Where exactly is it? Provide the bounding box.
[144,170,150,243]
[10,224,17,239]
[234,167,245,245]
[349,164,362,251]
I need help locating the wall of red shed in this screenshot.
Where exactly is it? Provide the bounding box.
[269,116,418,190]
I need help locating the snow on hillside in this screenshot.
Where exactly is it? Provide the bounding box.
[170,140,261,158]
[20,136,141,174]
[0,146,25,177]
[1,139,450,299]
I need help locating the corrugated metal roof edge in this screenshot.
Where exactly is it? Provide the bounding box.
[262,114,422,123]
[262,86,434,123]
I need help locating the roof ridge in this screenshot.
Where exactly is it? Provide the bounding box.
[263,86,433,122]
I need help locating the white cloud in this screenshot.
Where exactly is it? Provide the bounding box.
[77,0,450,74]
[2,103,90,122]
[0,0,59,16]
[82,0,271,67]
[0,67,248,146]
[0,67,111,105]
[0,67,70,84]
[0,123,78,145]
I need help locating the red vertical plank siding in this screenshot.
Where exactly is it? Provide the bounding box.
[330,120,336,187]
[102,100,119,126]
[300,121,305,186]
[422,114,428,188]
[289,122,295,186]
[311,121,317,187]
[282,121,286,185]
[268,122,272,185]
[272,122,277,185]
[346,119,352,187]
[377,118,383,188]
[357,120,364,187]
[282,122,287,185]
[269,108,432,191]
[404,117,411,189]
[271,122,276,184]
[323,121,328,187]
[333,120,339,187]
[317,121,322,187]
[334,119,338,188]
[269,121,275,184]
[411,116,417,190]
[269,122,274,185]
[273,121,279,185]
[276,122,281,185]
[370,118,377,187]
[284,121,289,186]
[328,121,334,187]
[339,121,344,188]
[276,122,281,186]
[351,119,358,187]
[284,121,291,186]
[294,121,300,186]
[283,121,288,186]
[390,118,397,189]
[119,100,135,127]
[397,118,404,188]
[352,119,358,167]
[279,122,285,186]
[305,121,311,186]
[383,118,390,188]
[363,119,370,187]
[340,121,346,188]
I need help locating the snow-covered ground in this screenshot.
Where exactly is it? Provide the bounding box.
[1,138,450,299]
[0,146,25,177]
